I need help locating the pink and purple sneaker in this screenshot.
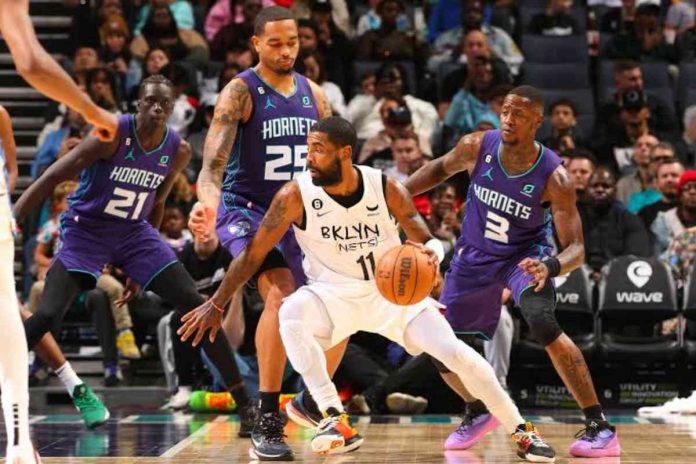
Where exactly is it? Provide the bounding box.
[444,413,500,450]
[569,420,621,458]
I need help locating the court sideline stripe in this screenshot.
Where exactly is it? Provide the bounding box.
[160,415,227,458]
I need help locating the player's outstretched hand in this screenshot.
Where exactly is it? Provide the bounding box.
[116,277,140,308]
[518,258,549,292]
[406,240,439,269]
[86,106,118,142]
[189,202,216,241]
[178,300,223,347]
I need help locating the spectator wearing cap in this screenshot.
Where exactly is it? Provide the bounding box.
[627,142,677,212]
[356,0,424,63]
[651,170,696,254]
[205,0,273,43]
[357,0,411,36]
[528,0,581,36]
[442,54,501,149]
[602,3,675,62]
[437,30,513,115]
[347,63,438,141]
[130,4,209,67]
[595,61,678,150]
[595,88,657,172]
[295,50,346,117]
[134,0,195,35]
[209,0,266,61]
[615,133,659,203]
[544,99,588,155]
[358,97,432,169]
[430,0,523,76]
[638,159,685,233]
[676,105,696,166]
[566,150,597,203]
[578,167,651,277]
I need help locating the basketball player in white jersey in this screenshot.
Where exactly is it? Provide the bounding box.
[179,117,556,462]
[0,2,118,461]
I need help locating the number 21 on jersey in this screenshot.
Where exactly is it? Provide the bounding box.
[104,187,148,220]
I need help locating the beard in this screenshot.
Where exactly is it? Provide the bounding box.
[311,158,342,187]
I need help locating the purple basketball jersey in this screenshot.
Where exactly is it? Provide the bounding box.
[221,69,320,211]
[458,129,562,258]
[68,114,181,223]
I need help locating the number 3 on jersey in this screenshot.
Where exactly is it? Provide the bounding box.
[264,145,308,181]
[484,210,509,243]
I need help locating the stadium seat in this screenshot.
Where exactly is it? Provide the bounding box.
[520,7,587,33]
[520,35,589,64]
[514,266,597,364]
[597,256,681,363]
[352,61,417,96]
[542,88,595,116]
[681,263,696,362]
[522,62,590,89]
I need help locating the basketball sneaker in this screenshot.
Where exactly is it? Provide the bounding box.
[444,412,499,450]
[162,386,192,410]
[5,446,41,464]
[311,408,364,455]
[116,329,141,359]
[72,384,110,429]
[569,419,621,458]
[249,411,294,461]
[386,392,428,414]
[286,390,322,428]
[238,404,258,438]
[638,391,696,416]
[511,422,556,463]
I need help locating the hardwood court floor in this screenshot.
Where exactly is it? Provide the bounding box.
[6,413,695,463]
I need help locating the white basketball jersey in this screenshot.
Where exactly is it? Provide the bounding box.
[293,165,402,283]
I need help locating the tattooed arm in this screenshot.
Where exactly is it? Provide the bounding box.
[179,181,304,345]
[385,176,433,244]
[190,78,252,238]
[308,79,334,119]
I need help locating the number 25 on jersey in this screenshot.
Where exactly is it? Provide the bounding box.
[264,145,308,181]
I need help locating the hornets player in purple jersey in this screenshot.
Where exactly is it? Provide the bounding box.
[405,86,621,459]
[13,75,255,437]
[187,7,341,461]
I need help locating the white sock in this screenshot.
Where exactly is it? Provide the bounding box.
[0,237,31,451]
[56,362,82,396]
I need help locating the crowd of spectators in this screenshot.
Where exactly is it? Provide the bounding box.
[17,0,696,411]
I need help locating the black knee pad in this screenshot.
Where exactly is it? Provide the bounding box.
[519,285,563,346]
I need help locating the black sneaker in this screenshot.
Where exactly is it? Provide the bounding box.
[249,412,294,461]
[285,390,322,428]
[238,404,258,438]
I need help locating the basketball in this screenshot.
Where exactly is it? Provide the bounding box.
[375,243,437,305]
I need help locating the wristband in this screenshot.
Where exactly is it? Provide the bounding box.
[425,238,445,264]
[542,257,561,278]
[209,299,225,313]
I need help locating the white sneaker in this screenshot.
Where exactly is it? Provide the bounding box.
[5,446,41,464]
[163,386,192,410]
[638,391,696,416]
[386,392,428,414]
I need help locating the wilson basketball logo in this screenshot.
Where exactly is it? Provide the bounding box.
[396,256,413,297]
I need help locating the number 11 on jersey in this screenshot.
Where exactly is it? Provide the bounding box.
[357,252,376,280]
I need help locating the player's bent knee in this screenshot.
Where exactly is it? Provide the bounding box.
[519,287,563,346]
[279,319,314,374]
[430,354,452,374]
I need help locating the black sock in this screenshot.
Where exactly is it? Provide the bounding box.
[259,391,280,414]
[230,384,250,409]
[467,400,489,417]
[582,404,606,422]
[301,390,320,415]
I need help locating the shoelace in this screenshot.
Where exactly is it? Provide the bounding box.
[454,413,477,435]
[519,431,548,449]
[574,423,602,441]
[74,388,99,408]
[258,414,286,444]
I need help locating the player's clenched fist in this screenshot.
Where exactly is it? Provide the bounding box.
[189,202,216,240]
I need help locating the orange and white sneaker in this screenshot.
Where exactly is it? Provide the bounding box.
[511,422,556,463]
[311,408,364,455]
[5,446,42,464]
